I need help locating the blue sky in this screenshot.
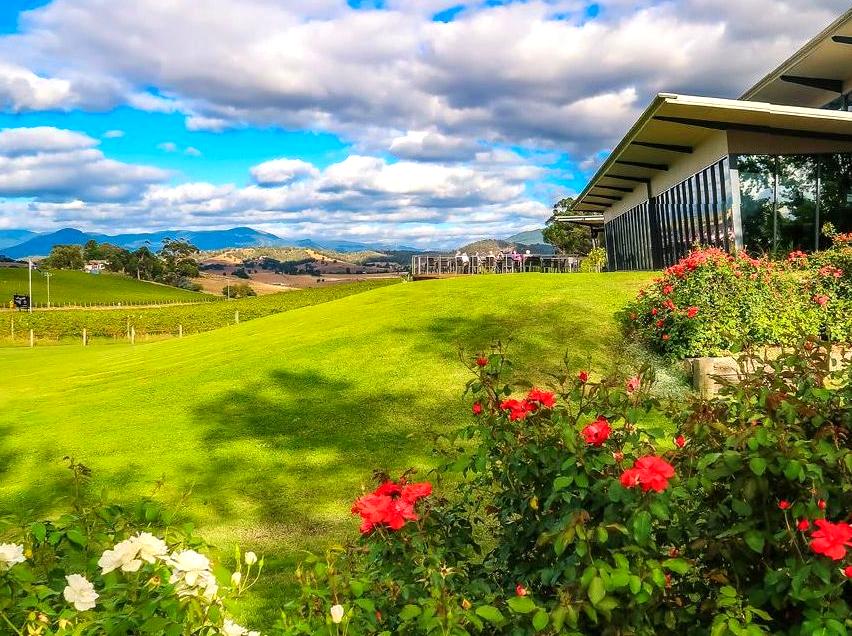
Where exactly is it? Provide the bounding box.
[0,0,846,247]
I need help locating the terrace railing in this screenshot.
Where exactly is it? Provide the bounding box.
[411,254,583,277]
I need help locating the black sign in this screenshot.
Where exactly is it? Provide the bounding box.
[13,295,29,310]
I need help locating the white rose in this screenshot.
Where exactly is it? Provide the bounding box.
[222,619,247,636]
[330,604,345,624]
[231,571,242,586]
[167,550,211,586]
[0,544,25,571]
[244,551,258,566]
[132,533,168,563]
[98,539,141,574]
[63,574,98,612]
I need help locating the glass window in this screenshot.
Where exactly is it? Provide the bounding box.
[738,155,775,254]
[818,153,852,248]
[777,155,817,252]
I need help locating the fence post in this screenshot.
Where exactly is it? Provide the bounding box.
[179,324,183,338]
[11,318,14,340]
[29,330,34,348]
[83,328,87,347]
[126,317,130,340]
[235,310,239,324]
[131,326,136,345]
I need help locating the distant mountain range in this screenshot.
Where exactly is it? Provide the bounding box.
[0,227,420,259]
[456,228,552,255]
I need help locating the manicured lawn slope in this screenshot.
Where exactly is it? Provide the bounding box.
[0,268,210,306]
[0,273,651,613]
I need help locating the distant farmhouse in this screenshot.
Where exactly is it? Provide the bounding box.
[84,260,109,274]
[564,9,852,271]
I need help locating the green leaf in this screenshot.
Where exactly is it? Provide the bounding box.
[553,475,573,491]
[30,522,46,543]
[399,604,422,621]
[587,576,606,606]
[662,558,691,574]
[632,510,652,544]
[507,596,536,614]
[744,530,765,554]
[475,605,505,625]
[65,529,87,547]
[749,457,767,476]
[532,610,549,631]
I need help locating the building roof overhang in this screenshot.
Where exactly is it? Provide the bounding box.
[741,9,852,108]
[551,214,605,228]
[570,93,852,216]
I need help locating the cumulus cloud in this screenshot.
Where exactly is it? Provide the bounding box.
[251,158,320,186]
[157,141,178,153]
[0,0,846,154]
[389,130,480,161]
[0,126,168,202]
[0,142,547,247]
[103,129,124,138]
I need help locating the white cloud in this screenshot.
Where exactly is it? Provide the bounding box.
[0,126,168,202]
[389,130,480,161]
[103,129,125,138]
[184,146,202,157]
[1,0,846,154]
[0,62,75,111]
[157,141,178,153]
[251,158,320,186]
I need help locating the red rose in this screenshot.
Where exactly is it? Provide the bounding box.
[778,500,791,510]
[578,370,589,383]
[662,334,670,341]
[475,356,488,367]
[818,499,827,511]
[581,416,612,447]
[651,308,658,316]
[352,480,432,534]
[500,398,534,421]
[625,376,640,393]
[527,388,556,409]
[813,294,829,307]
[843,565,852,578]
[663,299,676,311]
[620,456,676,493]
[686,306,699,318]
[797,519,810,531]
[674,435,686,448]
[663,285,673,295]
[515,584,527,597]
[809,519,852,560]
[656,319,664,328]
[472,402,483,415]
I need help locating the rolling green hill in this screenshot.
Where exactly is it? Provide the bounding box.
[0,268,211,307]
[0,272,652,617]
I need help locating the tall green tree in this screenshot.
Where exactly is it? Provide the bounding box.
[42,244,85,270]
[542,197,594,255]
[158,239,200,286]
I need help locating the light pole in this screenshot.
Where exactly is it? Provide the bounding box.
[27,259,33,313]
[43,271,52,308]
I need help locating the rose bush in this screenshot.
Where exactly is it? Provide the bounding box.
[621,239,852,358]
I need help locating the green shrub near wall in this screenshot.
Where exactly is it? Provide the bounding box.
[621,242,852,359]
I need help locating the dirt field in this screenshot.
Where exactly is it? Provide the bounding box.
[195,271,400,295]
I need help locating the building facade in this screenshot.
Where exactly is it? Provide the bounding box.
[566,10,852,271]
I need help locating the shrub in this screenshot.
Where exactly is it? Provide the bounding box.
[270,344,851,635]
[620,247,852,358]
[224,283,257,298]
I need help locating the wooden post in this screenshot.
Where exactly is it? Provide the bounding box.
[131,326,136,345]
[11,318,14,340]
[126,317,130,340]
[179,324,183,338]
[235,310,240,324]
[82,329,87,347]
[29,330,34,348]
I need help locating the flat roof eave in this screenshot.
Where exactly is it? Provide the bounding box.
[570,93,852,216]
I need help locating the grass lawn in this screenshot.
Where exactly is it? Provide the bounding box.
[0,272,653,618]
[0,268,211,307]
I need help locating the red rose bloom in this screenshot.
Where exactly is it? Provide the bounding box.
[818,499,827,511]
[475,356,488,367]
[656,319,664,328]
[352,480,432,534]
[686,306,699,318]
[620,456,676,493]
[581,416,612,447]
[625,376,640,393]
[778,500,791,510]
[500,398,534,421]
[472,402,483,415]
[527,388,556,409]
[663,285,674,295]
[662,334,670,341]
[663,298,676,311]
[843,565,852,578]
[813,294,829,307]
[809,519,852,560]
[651,308,658,316]
[797,519,810,531]
[578,370,589,383]
[515,584,527,597]
[674,435,686,448]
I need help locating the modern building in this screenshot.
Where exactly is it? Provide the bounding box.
[563,9,852,271]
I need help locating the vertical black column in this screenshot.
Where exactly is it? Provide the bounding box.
[646,183,664,270]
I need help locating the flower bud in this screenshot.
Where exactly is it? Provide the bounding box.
[330,604,345,624]
[231,571,242,586]
[244,551,258,566]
